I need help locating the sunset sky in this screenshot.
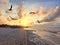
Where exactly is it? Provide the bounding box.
[0,0,60,27]
[9,0,60,11]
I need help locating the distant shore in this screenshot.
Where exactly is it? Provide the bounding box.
[0,24,27,28]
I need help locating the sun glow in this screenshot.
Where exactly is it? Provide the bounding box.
[19,17,32,26]
[7,5,48,26]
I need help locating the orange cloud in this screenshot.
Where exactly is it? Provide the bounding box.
[0,16,8,24]
[0,0,9,4]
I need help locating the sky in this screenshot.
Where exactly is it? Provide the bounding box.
[0,0,60,11]
[0,0,60,27]
[10,0,60,7]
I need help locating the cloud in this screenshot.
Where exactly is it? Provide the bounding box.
[0,0,10,13]
[37,6,60,23]
[18,5,27,18]
[0,16,8,24]
[0,12,2,16]
[0,0,9,4]
[0,3,60,26]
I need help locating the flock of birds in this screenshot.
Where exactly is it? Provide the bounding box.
[8,5,41,23]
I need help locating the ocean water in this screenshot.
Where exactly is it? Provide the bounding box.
[0,27,60,45]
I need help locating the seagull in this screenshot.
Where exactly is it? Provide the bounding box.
[37,20,40,23]
[29,12,36,14]
[9,5,12,11]
[9,16,17,20]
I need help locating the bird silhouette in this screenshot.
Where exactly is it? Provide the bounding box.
[9,16,17,20]
[37,20,40,23]
[29,12,36,14]
[9,5,12,11]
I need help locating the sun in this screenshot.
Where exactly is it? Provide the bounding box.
[20,17,31,27]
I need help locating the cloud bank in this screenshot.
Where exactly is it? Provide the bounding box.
[0,4,60,26]
[36,6,60,23]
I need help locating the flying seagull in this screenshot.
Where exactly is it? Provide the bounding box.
[9,5,12,11]
[29,12,36,14]
[37,20,41,23]
[9,16,17,20]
